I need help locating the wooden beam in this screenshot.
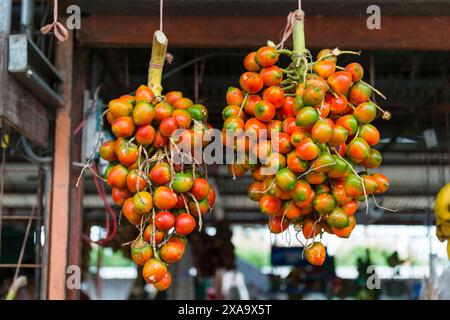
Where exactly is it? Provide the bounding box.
[66,47,89,301]
[48,34,74,300]
[78,14,450,50]
[0,35,49,147]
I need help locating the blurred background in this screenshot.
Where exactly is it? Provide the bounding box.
[0,0,449,300]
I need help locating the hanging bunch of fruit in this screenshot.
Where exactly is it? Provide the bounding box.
[222,10,391,266]
[435,183,450,259]
[97,31,216,290]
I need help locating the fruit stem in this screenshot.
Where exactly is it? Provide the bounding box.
[293,10,306,55]
[368,99,392,120]
[148,30,168,96]
[362,80,387,100]
[277,49,293,56]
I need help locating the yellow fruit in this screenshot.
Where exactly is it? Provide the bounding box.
[434,183,450,221]
[447,240,450,259]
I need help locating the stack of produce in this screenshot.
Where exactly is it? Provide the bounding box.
[222,44,391,266]
[99,84,216,290]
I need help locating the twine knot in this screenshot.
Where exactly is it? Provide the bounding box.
[40,0,69,42]
[276,10,304,50]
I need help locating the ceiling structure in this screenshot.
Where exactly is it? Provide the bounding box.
[2,0,450,227]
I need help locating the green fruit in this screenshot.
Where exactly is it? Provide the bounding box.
[293,96,304,114]
[275,168,297,191]
[295,107,319,129]
[290,179,312,202]
[312,151,335,173]
[172,172,194,193]
[188,104,208,122]
[103,163,115,180]
[313,193,336,215]
[327,155,349,178]
[327,207,350,228]
[362,149,382,168]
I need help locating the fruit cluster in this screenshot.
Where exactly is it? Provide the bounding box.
[99,85,216,290]
[222,45,391,266]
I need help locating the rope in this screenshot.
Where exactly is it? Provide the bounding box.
[160,0,164,32]
[40,0,69,42]
[276,0,304,50]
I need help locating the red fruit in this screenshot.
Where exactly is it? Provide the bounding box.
[243,95,262,116]
[108,99,133,118]
[278,96,295,120]
[302,217,322,239]
[131,240,152,266]
[296,138,320,161]
[165,91,183,105]
[143,224,165,244]
[345,62,364,82]
[271,132,292,154]
[153,130,169,148]
[155,211,176,232]
[172,109,192,129]
[313,60,336,79]
[327,71,353,95]
[244,118,266,137]
[260,66,283,87]
[135,85,155,103]
[107,164,128,189]
[160,239,186,264]
[259,195,281,215]
[239,72,264,93]
[207,188,216,208]
[111,188,132,207]
[99,140,118,162]
[173,97,193,110]
[154,101,173,122]
[123,198,141,225]
[159,117,178,137]
[153,271,171,291]
[188,197,209,217]
[191,178,210,200]
[255,46,279,67]
[372,173,390,194]
[132,101,155,126]
[116,143,139,167]
[263,86,285,108]
[142,258,167,284]
[268,216,289,234]
[136,125,156,145]
[133,191,153,214]
[127,170,148,193]
[254,100,276,122]
[175,213,196,235]
[304,242,326,266]
[226,87,244,106]
[149,162,172,185]
[112,117,135,138]
[154,186,178,210]
[243,52,261,72]
[326,94,348,115]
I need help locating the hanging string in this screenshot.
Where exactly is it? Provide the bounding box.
[160,0,164,32]
[40,0,69,42]
[276,10,304,50]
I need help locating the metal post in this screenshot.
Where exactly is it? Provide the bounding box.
[20,0,35,39]
[0,0,13,35]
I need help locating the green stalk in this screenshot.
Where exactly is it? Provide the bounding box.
[293,10,306,55]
